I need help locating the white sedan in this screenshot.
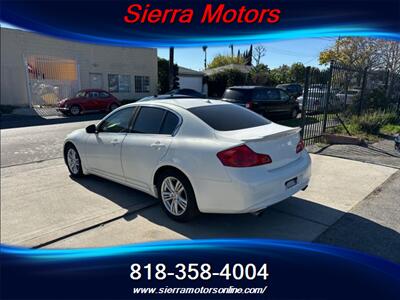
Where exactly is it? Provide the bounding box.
[64,99,311,221]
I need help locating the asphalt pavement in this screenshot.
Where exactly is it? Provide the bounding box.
[1,118,101,167]
[1,115,399,264]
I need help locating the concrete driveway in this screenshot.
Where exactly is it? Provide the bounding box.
[1,154,396,250]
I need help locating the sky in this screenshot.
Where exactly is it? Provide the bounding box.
[1,22,335,70]
[158,38,336,71]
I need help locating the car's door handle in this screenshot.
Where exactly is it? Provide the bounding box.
[151,141,166,148]
[111,139,120,145]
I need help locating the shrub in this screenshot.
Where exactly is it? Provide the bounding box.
[350,88,394,113]
[349,110,399,134]
[207,69,249,97]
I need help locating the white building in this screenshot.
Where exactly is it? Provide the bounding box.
[0,28,157,107]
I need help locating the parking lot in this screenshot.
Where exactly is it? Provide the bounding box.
[1,117,399,263]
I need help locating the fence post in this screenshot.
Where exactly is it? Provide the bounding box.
[322,61,334,133]
[358,66,368,116]
[300,66,311,139]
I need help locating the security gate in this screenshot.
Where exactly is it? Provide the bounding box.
[300,61,400,145]
[25,55,80,107]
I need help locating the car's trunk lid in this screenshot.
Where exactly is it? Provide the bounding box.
[215,123,301,169]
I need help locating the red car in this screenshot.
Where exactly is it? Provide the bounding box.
[57,89,120,116]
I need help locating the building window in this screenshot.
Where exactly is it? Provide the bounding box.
[135,76,150,93]
[108,74,131,93]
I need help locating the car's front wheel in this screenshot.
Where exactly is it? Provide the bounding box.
[64,144,83,177]
[157,170,199,222]
[69,105,81,116]
[109,103,119,112]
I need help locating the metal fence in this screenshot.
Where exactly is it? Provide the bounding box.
[300,61,400,145]
[25,55,80,107]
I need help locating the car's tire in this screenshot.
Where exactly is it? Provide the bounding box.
[156,170,199,222]
[64,143,83,177]
[60,111,70,116]
[69,105,81,116]
[109,103,119,112]
[290,108,299,119]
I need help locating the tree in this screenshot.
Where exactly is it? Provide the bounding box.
[158,58,179,94]
[249,64,270,85]
[229,44,234,57]
[253,45,267,66]
[289,62,306,83]
[319,37,380,69]
[202,46,208,70]
[207,54,246,68]
[207,69,249,97]
[269,64,291,84]
[377,40,400,73]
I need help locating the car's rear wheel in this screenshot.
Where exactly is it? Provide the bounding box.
[70,105,81,116]
[291,108,299,119]
[157,170,199,222]
[109,103,119,112]
[64,144,83,177]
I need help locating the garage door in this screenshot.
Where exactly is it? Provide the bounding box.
[178,76,203,93]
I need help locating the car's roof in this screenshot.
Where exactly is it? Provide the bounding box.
[277,83,301,86]
[79,89,108,92]
[138,94,194,101]
[228,86,275,89]
[130,98,227,110]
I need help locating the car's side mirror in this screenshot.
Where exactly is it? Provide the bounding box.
[86,124,97,134]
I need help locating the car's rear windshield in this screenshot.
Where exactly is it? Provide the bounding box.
[188,104,269,131]
[222,89,253,102]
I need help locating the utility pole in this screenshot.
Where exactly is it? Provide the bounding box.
[169,47,174,90]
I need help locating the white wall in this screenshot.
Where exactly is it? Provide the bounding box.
[178,75,203,93]
[1,28,158,106]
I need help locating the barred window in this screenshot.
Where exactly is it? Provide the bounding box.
[135,76,150,93]
[108,74,131,93]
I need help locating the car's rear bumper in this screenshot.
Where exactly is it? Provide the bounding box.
[56,107,69,112]
[194,152,311,213]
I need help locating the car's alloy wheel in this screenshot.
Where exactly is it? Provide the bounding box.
[157,170,199,222]
[65,145,83,177]
[161,177,188,216]
[110,103,119,112]
[70,105,81,116]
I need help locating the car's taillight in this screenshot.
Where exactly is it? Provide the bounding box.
[245,102,252,109]
[217,144,272,167]
[296,139,305,153]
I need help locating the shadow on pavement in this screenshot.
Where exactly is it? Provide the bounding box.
[70,174,157,211]
[0,113,105,129]
[72,174,400,264]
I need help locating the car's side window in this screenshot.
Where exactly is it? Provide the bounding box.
[88,91,99,98]
[265,89,281,101]
[76,91,86,98]
[255,89,269,101]
[160,112,180,135]
[132,107,166,134]
[287,86,295,92]
[280,90,290,101]
[98,107,135,133]
[99,92,110,98]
